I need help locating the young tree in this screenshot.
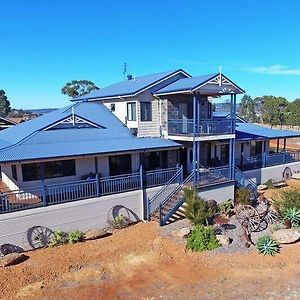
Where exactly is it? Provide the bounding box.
[239,94,257,122]
[0,90,11,116]
[61,80,99,98]
[260,96,288,128]
[285,99,300,126]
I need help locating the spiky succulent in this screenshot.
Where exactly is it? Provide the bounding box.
[283,207,300,227]
[256,235,280,256]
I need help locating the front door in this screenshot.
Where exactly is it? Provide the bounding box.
[178,103,188,133]
[187,147,194,173]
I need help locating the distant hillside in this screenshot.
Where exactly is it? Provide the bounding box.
[22,108,57,115]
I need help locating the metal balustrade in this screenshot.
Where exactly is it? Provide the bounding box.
[168,119,232,136]
[0,167,181,214]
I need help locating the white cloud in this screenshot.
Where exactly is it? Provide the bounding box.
[246,65,300,75]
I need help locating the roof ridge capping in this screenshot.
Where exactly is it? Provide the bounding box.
[72,69,191,101]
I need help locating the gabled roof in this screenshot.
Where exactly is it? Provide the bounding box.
[0,102,180,163]
[154,73,245,95]
[74,69,190,101]
[236,123,300,141]
[0,116,17,126]
[213,112,246,123]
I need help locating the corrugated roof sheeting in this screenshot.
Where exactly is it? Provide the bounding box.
[155,74,217,94]
[236,123,300,140]
[74,69,187,101]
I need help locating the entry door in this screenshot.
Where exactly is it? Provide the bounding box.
[187,147,194,173]
[178,103,188,133]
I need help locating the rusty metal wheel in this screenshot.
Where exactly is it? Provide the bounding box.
[236,205,261,232]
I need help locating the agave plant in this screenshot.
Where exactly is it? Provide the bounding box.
[283,207,300,227]
[256,235,280,256]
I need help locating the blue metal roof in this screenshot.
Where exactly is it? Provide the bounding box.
[0,102,181,163]
[154,74,218,94]
[236,123,300,140]
[74,69,189,101]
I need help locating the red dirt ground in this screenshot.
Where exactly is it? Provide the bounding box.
[1,218,300,300]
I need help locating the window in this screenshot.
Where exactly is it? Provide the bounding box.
[12,165,17,181]
[220,144,229,165]
[22,159,76,182]
[109,154,132,176]
[140,102,152,121]
[127,102,136,121]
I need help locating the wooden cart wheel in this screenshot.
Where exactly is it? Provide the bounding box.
[27,226,54,249]
[236,205,261,232]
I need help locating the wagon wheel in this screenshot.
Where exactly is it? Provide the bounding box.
[236,205,261,232]
[257,200,279,225]
[283,167,292,180]
[27,226,54,249]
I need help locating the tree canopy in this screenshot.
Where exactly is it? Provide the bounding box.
[61,80,99,98]
[239,94,257,122]
[0,90,11,116]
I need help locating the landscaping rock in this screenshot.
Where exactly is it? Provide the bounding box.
[272,228,300,244]
[84,228,111,240]
[0,253,28,267]
[172,227,191,238]
[216,235,231,246]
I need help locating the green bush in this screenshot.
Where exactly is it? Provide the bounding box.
[283,207,300,227]
[186,225,220,252]
[235,187,252,206]
[256,235,280,256]
[49,230,67,247]
[112,215,129,229]
[184,188,213,226]
[273,187,300,215]
[264,179,275,190]
[218,199,234,218]
[68,230,83,244]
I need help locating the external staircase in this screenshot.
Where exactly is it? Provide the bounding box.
[148,166,258,226]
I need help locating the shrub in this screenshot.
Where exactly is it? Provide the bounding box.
[283,207,300,227]
[264,179,275,190]
[112,215,129,229]
[235,187,252,206]
[49,230,67,247]
[256,235,280,256]
[218,199,234,218]
[273,187,300,215]
[68,230,83,244]
[184,188,213,226]
[186,225,220,252]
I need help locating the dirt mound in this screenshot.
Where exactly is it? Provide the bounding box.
[0,221,300,299]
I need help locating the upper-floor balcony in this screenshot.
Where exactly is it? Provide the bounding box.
[168,118,233,139]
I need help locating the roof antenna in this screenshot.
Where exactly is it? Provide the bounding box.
[219,65,222,86]
[123,62,127,80]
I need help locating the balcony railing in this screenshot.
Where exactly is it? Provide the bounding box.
[168,119,232,136]
[0,167,181,215]
[236,150,300,171]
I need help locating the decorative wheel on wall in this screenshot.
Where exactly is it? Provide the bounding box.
[283,167,292,180]
[236,205,261,232]
[27,226,54,249]
[107,205,131,229]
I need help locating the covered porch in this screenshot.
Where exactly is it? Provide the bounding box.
[235,123,300,171]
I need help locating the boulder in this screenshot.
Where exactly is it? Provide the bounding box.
[272,228,300,244]
[0,253,28,267]
[172,227,191,238]
[84,228,111,240]
[292,173,300,180]
[216,234,231,246]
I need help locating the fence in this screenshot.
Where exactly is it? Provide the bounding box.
[0,167,180,215]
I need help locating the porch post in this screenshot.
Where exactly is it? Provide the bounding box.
[40,163,47,206]
[196,95,201,184]
[192,93,197,186]
[277,139,280,153]
[262,141,266,167]
[229,139,233,178]
[283,138,287,164]
[95,157,101,197]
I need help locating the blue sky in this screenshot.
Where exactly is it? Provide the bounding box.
[1,0,300,108]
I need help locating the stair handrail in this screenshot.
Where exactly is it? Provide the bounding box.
[148,167,182,205]
[161,171,195,207]
[235,167,257,188]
